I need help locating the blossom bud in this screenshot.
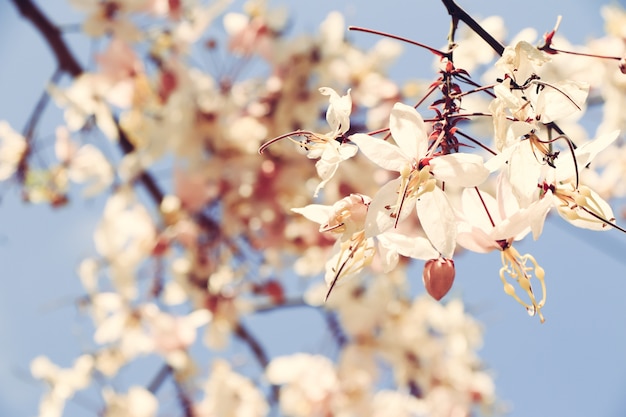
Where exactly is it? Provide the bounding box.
[422,257,455,301]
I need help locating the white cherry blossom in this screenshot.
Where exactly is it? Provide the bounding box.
[350,102,489,258]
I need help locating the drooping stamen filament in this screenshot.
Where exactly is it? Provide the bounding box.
[499,245,546,323]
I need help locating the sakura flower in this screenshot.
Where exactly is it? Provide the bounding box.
[293,194,439,299]
[350,102,489,258]
[490,40,589,135]
[292,193,371,239]
[495,40,551,84]
[293,194,375,298]
[260,87,357,196]
[457,176,552,322]
[539,130,621,231]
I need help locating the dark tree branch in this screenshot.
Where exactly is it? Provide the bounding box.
[10,0,83,77]
[440,0,505,55]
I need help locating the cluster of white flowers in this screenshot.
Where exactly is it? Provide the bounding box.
[274,20,625,324]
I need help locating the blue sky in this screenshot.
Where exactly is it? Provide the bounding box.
[1,1,626,416]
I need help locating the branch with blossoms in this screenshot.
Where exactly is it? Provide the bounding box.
[4,0,626,417]
[261,0,626,324]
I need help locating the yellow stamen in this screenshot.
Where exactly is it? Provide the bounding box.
[499,246,547,323]
[325,231,374,300]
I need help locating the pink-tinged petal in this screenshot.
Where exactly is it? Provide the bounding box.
[378,232,439,260]
[389,103,427,158]
[429,153,489,187]
[416,186,457,258]
[291,205,334,226]
[364,178,414,237]
[456,221,500,253]
[350,133,409,172]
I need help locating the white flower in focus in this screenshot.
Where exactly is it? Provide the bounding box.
[495,40,550,83]
[292,193,370,239]
[294,194,438,298]
[457,175,552,254]
[260,88,357,196]
[457,177,552,322]
[541,130,621,231]
[351,102,489,258]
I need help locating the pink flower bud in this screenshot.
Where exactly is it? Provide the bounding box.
[422,257,455,301]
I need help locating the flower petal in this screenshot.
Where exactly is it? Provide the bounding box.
[429,153,489,187]
[364,177,414,237]
[389,102,427,158]
[320,87,351,136]
[416,186,457,258]
[377,232,439,260]
[350,133,409,172]
[291,204,333,226]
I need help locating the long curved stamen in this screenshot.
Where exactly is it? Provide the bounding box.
[500,246,546,323]
[258,130,315,154]
[325,231,373,301]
